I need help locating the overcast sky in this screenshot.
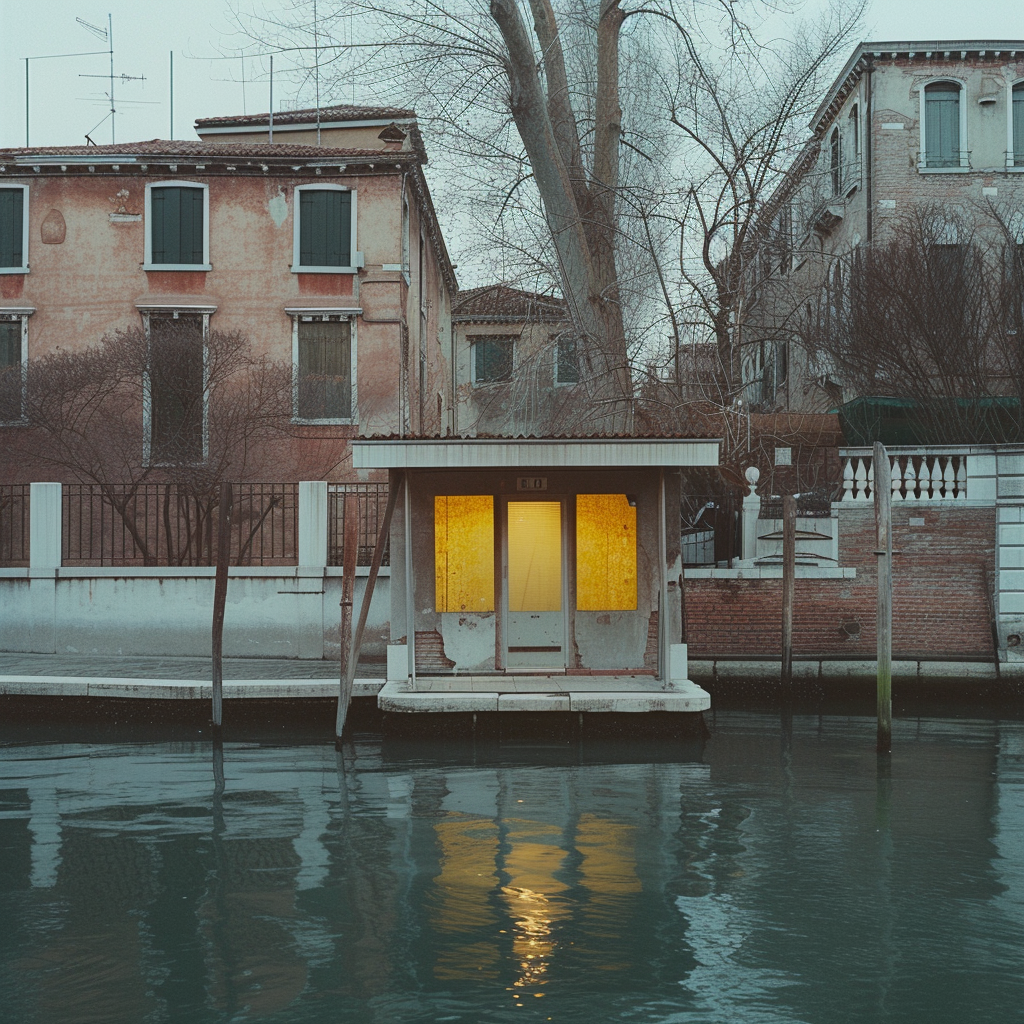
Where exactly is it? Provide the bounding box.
[1,0,1021,152]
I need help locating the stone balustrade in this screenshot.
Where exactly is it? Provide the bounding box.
[840,449,968,501]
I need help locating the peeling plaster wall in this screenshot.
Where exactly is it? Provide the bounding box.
[389,468,679,673]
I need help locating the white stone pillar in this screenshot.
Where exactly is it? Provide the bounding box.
[740,466,761,563]
[668,643,689,683]
[298,480,329,569]
[29,482,62,570]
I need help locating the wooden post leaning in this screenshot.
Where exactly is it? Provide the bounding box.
[335,493,360,742]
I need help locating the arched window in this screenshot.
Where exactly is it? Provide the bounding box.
[924,82,961,168]
[830,128,842,195]
[1013,82,1024,167]
[848,104,860,162]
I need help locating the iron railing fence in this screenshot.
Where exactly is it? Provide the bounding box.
[328,483,390,567]
[758,488,836,520]
[681,492,740,566]
[62,482,299,567]
[0,484,30,566]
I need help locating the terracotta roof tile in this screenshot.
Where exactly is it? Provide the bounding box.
[453,284,567,320]
[195,104,416,128]
[0,140,421,162]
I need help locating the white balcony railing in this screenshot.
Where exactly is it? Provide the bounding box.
[839,449,968,502]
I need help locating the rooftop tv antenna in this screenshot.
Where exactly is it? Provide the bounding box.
[76,14,145,144]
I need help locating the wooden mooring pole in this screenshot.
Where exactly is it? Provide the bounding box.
[781,494,796,697]
[874,442,893,753]
[335,494,360,742]
[336,481,400,745]
[211,481,233,735]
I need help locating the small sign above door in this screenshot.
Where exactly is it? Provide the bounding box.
[517,476,548,491]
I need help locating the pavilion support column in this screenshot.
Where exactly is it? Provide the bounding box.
[658,469,668,682]
[404,470,417,690]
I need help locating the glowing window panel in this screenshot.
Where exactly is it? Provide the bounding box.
[508,501,562,612]
[435,495,494,612]
[576,494,637,611]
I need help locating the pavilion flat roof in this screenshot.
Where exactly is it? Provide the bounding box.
[351,438,721,469]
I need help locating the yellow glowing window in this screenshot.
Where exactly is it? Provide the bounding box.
[576,494,637,611]
[435,495,494,612]
[507,501,562,612]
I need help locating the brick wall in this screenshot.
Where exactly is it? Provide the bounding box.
[683,506,996,660]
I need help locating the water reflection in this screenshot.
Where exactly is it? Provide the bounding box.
[0,712,1023,1023]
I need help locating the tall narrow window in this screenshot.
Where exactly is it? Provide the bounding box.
[435,495,494,612]
[924,82,961,168]
[555,335,580,384]
[0,317,25,422]
[830,128,842,196]
[298,188,352,268]
[296,318,352,420]
[0,187,27,271]
[576,494,637,611]
[148,315,205,463]
[1014,83,1024,167]
[848,104,860,161]
[149,186,206,266]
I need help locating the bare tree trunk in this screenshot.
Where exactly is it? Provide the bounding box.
[490,0,630,429]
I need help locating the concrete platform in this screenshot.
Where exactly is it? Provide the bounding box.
[378,676,711,714]
[0,676,384,700]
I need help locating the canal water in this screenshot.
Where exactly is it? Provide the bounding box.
[2,707,1023,1023]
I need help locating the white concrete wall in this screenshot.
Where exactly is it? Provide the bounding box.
[0,566,391,660]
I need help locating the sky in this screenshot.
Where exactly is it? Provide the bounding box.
[1,0,1022,152]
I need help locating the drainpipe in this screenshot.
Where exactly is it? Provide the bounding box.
[864,57,874,244]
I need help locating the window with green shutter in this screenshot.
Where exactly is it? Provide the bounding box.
[299,189,352,268]
[925,82,961,168]
[297,319,352,419]
[471,336,514,384]
[0,188,26,269]
[149,186,205,266]
[1014,83,1024,167]
[0,319,23,421]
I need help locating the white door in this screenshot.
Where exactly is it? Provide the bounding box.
[505,500,566,670]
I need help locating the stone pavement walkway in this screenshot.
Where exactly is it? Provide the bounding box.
[0,652,383,680]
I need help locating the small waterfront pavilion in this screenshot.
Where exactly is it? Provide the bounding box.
[351,438,720,709]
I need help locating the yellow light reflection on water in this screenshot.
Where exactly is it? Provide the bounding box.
[430,810,641,994]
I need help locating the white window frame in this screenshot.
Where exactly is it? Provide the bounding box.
[289,309,359,425]
[916,78,970,172]
[470,334,516,386]
[554,334,580,386]
[0,184,30,275]
[291,184,363,274]
[139,308,212,466]
[1007,78,1024,170]
[0,308,32,425]
[143,181,212,271]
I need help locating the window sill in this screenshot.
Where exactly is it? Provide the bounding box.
[0,267,29,275]
[916,166,972,174]
[291,417,356,426]
[291,266,359,275]
[143,263,212,272]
